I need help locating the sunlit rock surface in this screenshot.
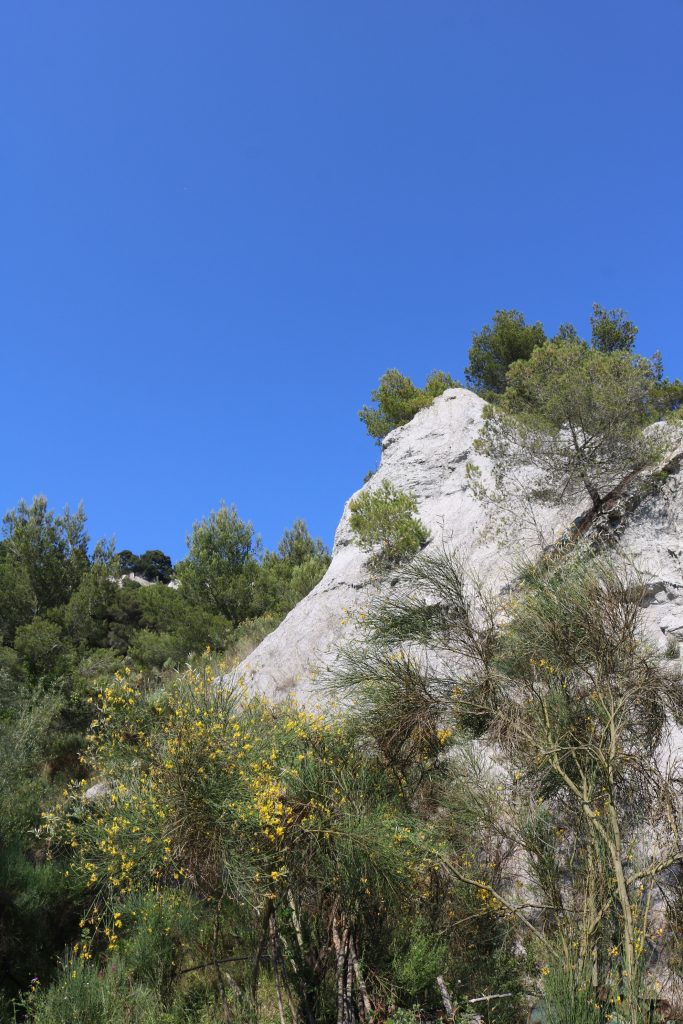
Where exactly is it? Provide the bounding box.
[236,387,683,700]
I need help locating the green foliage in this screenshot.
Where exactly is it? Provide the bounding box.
[541,963,603,1024]
[332,545,678,1022]
[552,322,581,343]
[277,518,327,564]
[118,549,174,583]
[40,667,444,1023]
[0,497,328,1013]
[390,923,448,999]
[349,480,431,570]
[476,339,670,512]
[590,302,638,353]
[465,309,547,396]
[25,955,164,1024]
[117,549,139,576]
[0,686,82,1009]
[0,497,326,693]
[174,503,261,624]
[359,368,458,441]
[0,552,34,645]
[253,519,330,616]
[126,629,183,669]
[135,549,173,583]
[112,891,200,991]
[130,585,231,659]
[14,618,66,677]
[63,562,122,648]
[0,497,90,643]
[3,496,89,611]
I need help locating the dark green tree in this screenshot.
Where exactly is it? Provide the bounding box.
[135,549,173,584]
[552,322,581,343]
[254,520,330,615]
[464,309,546,396]
[63,562,122,650]
[175,504,260,624]
[590,303,638,353]
[0,553,34,644]
[116,549,139,575]
[0,498,90,641]
[277,518,328,564]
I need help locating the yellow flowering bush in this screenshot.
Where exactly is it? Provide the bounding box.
[39,662,462,1021]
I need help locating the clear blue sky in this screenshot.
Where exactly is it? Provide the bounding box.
[2,0,683,562]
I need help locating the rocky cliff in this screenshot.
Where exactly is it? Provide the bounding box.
[236,387,683,699]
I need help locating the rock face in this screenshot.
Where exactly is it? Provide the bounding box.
[236,387,683,700]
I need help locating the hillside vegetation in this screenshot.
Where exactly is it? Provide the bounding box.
[0,503,329,1020]
[5,307,683,1024]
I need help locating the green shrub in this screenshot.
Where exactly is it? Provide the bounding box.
[26,956,164,1024]
[349,480,430,570]
[112,891,200,991]
[14,618,67,677]
[391,922,448,1000]
[541,963,603,1024]
[385,1011,421,1024]
[359,368,457,442]
[127,628,184,669]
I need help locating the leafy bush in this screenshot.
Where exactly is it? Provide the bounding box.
[359,368,457,442]
[349,480,430,569]
[127,628,183,669]
[26,956,164,1024]
[0,687,83,1010]
[40,666,444,1023]
[13,618,66,676]
[391,922,449,1001]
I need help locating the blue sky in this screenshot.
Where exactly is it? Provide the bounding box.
[2,0,682,561]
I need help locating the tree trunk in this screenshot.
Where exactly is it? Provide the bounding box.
[437,975,454,1018]
[251,900,273,1003]
[583,475,603,512]
[349,935,372,1019]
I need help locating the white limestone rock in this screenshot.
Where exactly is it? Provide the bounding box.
[235,388,576,699]
[236,387,683,699]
